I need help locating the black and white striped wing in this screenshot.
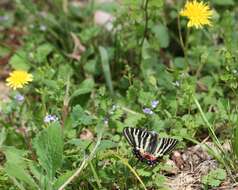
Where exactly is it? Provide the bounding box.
[153,138,178,157]
[123,127,146,147]
[123,127,158,152]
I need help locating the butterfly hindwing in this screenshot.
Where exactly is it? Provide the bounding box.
[153,138,178,157]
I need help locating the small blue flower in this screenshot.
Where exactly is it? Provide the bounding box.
[151,100,159,108]
[0,15,9,21]
[143,108,154,115]
[15,94,24,102]
[44,114,58,123]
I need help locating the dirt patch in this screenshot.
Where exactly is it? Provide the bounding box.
[166,143,237,190]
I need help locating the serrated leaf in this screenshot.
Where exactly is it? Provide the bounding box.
[33,122,63,179]
[71,105,94,127]
[3,147,38,189]
[9,51,30,70]
[202,168,226,187]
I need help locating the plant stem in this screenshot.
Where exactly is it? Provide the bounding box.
[193,95,223,151]
[177,16,185,52]
[58,130,103,190]
[121,107,141,115]
[177,16,189,69]
[62,75,70,128]
[193,95,237,181]
[141,0,149,46]
[89,161,102,188]
[62,0,68,14]
[105,152,147,190]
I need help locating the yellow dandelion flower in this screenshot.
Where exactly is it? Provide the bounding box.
[6,70,33,90]
[180,0,213,29]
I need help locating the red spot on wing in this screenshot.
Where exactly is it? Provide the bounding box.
[140,151,157,161]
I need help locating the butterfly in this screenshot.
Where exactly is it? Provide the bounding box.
[123,127,178,166]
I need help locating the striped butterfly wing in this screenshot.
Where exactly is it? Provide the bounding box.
[123,127,178,166]
[123,127,157,151]
[152,137,178,157]
[123,127,145,147]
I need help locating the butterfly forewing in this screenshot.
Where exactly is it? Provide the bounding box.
[123,127,146,147]
[123,127,135,146]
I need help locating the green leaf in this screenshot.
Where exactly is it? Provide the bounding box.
[35,43,54,63]
[152,24,170,48]
[95,140,117,154]
[68,139,91,149]
[70,78,95,100]
[41,79,58,89]
[138,91,155,106]
[124,112,145,127]
[149,0,163,8]
[137,169,151,177]
[33,122,64,179]
[211,0,234,5]
[99,46,113,95]
[202,168,226,187]
[174,57,186,69]
[83,60,99,75]
[70,105,94,127]
[3,147,38,189]
[9,51,30,70]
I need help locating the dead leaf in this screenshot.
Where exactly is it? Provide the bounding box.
[196,81,208,92]
[79,129,94,140]
[172,151,185,169]
[67,32,86,61]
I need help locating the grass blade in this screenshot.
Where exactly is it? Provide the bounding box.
[99,46,114,95]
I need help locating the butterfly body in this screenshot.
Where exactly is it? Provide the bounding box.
[133,148,158,166]
[123,127,178,166]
